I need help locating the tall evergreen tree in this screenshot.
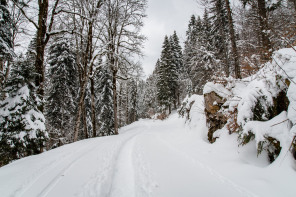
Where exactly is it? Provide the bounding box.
[0,56,47,166]
[170,31,183,104]
[46,36,78,147]
[209,0,230,77]
[157,36,173,113]
[0,0,13,61]
[183,15,197,76]
[97,65,115,136]
[128,79,138,123]
[0,0,14,91]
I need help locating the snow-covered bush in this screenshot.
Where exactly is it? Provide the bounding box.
[203,47,296,162]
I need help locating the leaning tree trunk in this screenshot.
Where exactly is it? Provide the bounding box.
[225,0,241,79]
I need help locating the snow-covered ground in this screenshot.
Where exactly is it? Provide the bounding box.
[0,112,295,197]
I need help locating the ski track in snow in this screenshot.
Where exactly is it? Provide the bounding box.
[1,114,294,197]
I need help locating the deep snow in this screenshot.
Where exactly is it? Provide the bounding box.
[0,112,295,197]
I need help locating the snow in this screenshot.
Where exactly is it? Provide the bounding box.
[242,111,292,150]
[203,82,231,98]
[0,112,296,197]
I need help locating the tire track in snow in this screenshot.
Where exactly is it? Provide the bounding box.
[77,131,143,197]
[108,135,138,197]
[11,140,100,197]
[35,139,109,197]
[153,133,260,197]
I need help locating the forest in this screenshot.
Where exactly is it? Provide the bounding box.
[0,0,295,168]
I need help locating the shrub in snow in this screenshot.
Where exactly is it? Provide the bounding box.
[240,112,292,163]
[202,47,296,162]
[0,57,48,166]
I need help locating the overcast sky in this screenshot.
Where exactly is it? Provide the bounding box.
[141,0,204,77]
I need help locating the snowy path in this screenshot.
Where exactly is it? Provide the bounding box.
[0,113,295,197]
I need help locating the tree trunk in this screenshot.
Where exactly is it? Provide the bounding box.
[125,83,129,125]
[112,69,119,135]
[118,83,122,127]
[73,19,94,141]
[35,0,49,112]
[82,101,88,139]
[73,82,87,141]
[257,0,272,61]
[90,77,96,137]
[225,0,241,79]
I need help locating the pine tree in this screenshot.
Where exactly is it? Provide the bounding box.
[170,31,184,105]
[97,65,115,136]
[0,0,14,91]
[168,35,179,108]
[46,36,78,147]
[209,0,230,77]
[143,61,159,116]
[128,79,137,123]
[157,36,172,113]
[0,56,47,166]
[183,15,197,76]
[0,0,13,61]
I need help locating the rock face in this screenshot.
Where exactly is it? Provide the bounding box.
[204,91,227,143]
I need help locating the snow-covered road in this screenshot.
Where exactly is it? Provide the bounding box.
[0,113,295,197]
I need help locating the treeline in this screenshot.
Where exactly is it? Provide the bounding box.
[142,0,295,116]
[0,0,147,166]
[0,0,295,166]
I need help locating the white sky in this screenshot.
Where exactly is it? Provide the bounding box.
[141,0,204,77]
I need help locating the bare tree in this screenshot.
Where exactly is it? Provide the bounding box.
[70,0,105,142]
[102,0,147,134]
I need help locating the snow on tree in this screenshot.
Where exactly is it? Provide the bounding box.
[0,56,47,166]
[0,0,14,91]
[170,31,183,104]
[128,79,138,124]
[97,65,115,136]
[0,0,13,60]
[46,35,78,147]
[157,36,173,113]
[209,0,230,78]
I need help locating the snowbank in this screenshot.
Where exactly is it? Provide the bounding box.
[202,47,296,163]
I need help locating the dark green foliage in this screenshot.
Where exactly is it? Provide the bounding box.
[157,36,175,112]
[257,137,282,163]
[0,56,47,166]
[46,36,78,146]
[128,79,138,123]
[97,65,115,136]
[0,0,14,61]
[209,0,230,77]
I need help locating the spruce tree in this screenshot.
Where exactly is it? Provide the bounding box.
[156,36,173,113]
[0,0,13,61]
[46,36,78,147]
[168,35,179,108]
[128,79,137,123]
[183,15,197,76]
[97,65,115,136]
[0,56,47,166]
[0,0,14,91]
[209,0,230,77]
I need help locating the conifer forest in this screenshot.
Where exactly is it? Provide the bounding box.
[1,0,296,196]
